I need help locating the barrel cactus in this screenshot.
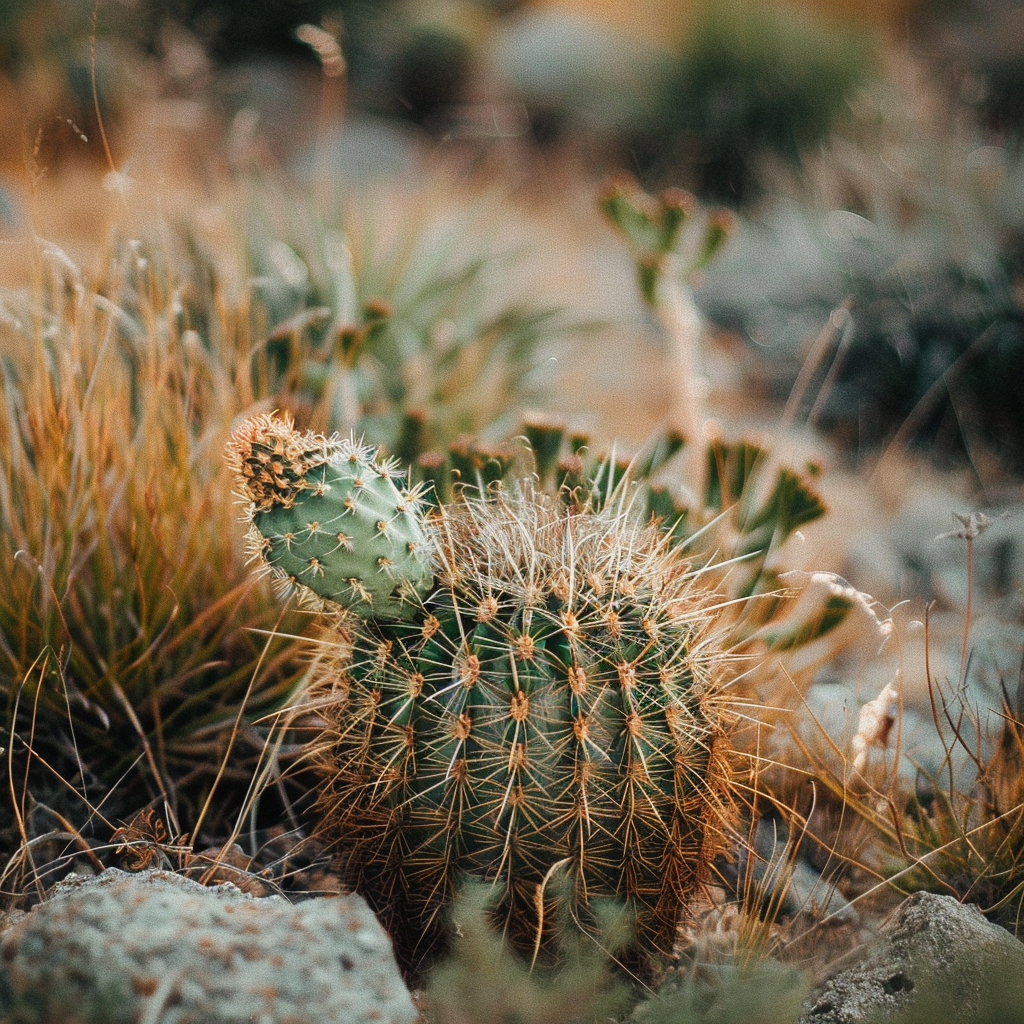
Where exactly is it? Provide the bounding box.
[227,413,739,983]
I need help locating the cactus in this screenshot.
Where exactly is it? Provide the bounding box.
[599,174,731,308]
[227,412,432,619]
[229,413,739,983]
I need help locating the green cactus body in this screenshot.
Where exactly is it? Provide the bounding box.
[227,413,432,618]
[229,415,737,983]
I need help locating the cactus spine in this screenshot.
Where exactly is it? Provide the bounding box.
[228,414,738,983]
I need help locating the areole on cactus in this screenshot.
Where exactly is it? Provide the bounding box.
[227,412,740,983]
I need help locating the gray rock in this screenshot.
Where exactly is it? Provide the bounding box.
[0,867,417,1024]
[801,891,1024,1023]
[488,10,670,138]
[295,114,424,183]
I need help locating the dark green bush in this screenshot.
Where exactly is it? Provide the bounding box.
[651,0,875,203]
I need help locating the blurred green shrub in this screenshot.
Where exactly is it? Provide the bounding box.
[695,133,1024,471]
[423,882,633,1024]
[651,0,875,203]
[490,2,874,205]
[634,959,810,1024]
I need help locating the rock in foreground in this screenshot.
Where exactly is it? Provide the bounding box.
[0,867,416,1024]
[802,891,1024,1023]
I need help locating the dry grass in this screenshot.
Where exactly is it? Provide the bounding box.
[761,534,1024,952]
[0,224,311,907]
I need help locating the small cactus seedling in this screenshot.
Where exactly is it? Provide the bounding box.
[229,414,739,984]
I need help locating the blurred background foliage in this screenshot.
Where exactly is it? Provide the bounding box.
[2,0,1021,214]
[1,0,1021,631]
[3,0,1020,192]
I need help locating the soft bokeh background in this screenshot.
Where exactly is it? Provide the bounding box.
[2,0,1023,946]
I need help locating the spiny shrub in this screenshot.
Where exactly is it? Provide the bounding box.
[228,412,741,983]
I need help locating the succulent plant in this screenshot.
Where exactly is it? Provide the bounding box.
[599,174,732,309]
[226,179,565,457]
[228,413,433,619]
[228,413,740,983]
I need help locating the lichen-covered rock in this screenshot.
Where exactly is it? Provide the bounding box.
[801,891,1024,1023]
[0,868,417,1024]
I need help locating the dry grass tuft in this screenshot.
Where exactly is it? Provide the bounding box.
[0,230,311,907]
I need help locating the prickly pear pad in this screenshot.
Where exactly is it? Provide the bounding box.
[227,413,433,618]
